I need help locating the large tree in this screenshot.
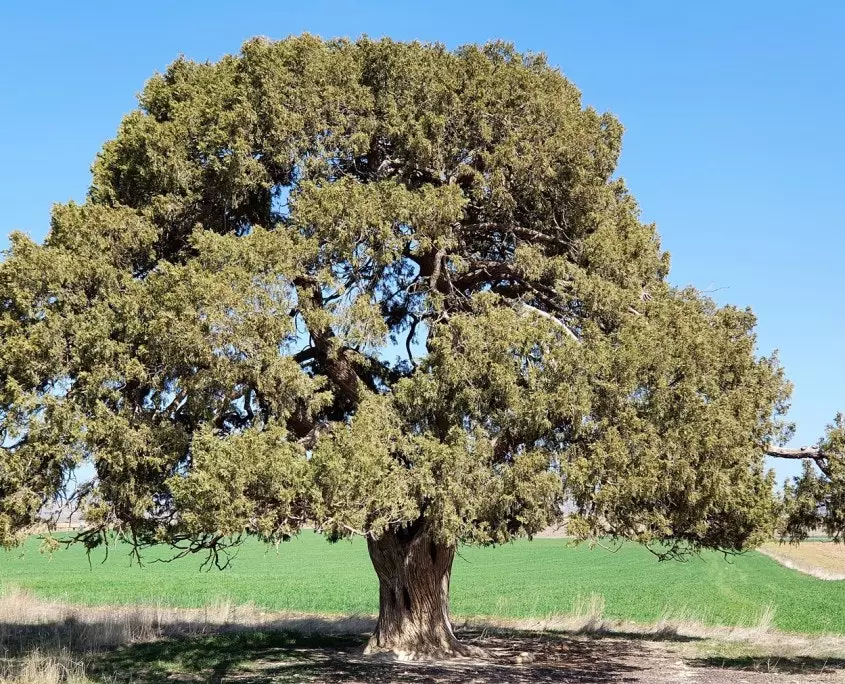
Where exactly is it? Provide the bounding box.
[0,36,839,658]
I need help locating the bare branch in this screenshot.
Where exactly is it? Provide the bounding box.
[429,248,446,290]
[766,446,823,459]
[406,314,421,370]
[766,445,831,478]
[518,303,579,343]
[463,222,561,246]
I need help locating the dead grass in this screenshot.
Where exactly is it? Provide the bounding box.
[760,542,845,580]
[0,650,91,684]
[1,585,845,682]
[0,586,369,683]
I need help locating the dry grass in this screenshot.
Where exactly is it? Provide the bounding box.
[2,585,845,682]
[460,592,839,657]
[760,541,845,580]
[0,586,373,683]
[0,650,90,684]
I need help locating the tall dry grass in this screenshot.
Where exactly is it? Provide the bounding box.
[0,650,89,684]
[0,586,372,683]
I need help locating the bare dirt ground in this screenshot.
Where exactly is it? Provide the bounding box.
[760,542,845,580]
[2,588,845,683]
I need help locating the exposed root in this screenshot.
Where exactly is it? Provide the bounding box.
[364,633,487,661]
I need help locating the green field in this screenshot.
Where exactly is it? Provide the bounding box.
[1,534,844,635]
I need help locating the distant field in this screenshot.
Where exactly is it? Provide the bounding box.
[2,534,844,635]
[760,540,845,579]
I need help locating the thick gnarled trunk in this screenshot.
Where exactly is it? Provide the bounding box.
[365,525,478,660]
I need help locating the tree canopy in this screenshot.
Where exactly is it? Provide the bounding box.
[0,35,838,656]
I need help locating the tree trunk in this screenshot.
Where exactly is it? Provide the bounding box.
[365,524,480,660]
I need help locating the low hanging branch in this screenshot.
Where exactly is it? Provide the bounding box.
[765,445,831,477]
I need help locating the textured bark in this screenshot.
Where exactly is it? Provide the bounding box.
[365,524,480,660]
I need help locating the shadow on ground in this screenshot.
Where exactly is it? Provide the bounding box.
[91,629,647,683]
[688,655,845,676]
[4,615,845,683]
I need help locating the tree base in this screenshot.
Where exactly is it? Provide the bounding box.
[364,625,486,661]
[366,523,484,660]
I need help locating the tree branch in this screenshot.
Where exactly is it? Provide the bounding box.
[766,446,823,459]
[766,446,831,477]
[429,248,446,291]
[298,420,329,450]
[406,314,421,370]
[518,303,579,343]
[462,222,562,246]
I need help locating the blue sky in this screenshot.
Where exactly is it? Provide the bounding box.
[1,1,842,482]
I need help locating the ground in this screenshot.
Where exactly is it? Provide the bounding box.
[90,629,845,683]
[3,590,845,683]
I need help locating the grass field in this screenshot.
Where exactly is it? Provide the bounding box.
[2,534,844,635]
[760,541,845,580]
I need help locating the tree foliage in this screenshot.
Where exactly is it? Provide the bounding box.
[779,416,845,541]
[1,36,808,562]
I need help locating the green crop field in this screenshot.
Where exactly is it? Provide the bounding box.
[1,534,843,635]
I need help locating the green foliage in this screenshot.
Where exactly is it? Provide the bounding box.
[0,36,795,556]
[781,415,845,541]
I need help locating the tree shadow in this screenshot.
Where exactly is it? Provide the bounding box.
[21,612,839,683]
[88,628,650,683]
[572,627,701,643]
[687,655,845,676]
[91,630,364,683]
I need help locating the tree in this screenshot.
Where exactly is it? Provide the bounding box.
[0,35,837,658]
[769,416,845,541]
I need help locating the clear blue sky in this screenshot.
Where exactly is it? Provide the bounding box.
[1,1,842,482]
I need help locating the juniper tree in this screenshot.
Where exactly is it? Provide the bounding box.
[1,35,839,658]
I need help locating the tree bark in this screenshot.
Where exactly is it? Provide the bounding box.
[365,524,480,660]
